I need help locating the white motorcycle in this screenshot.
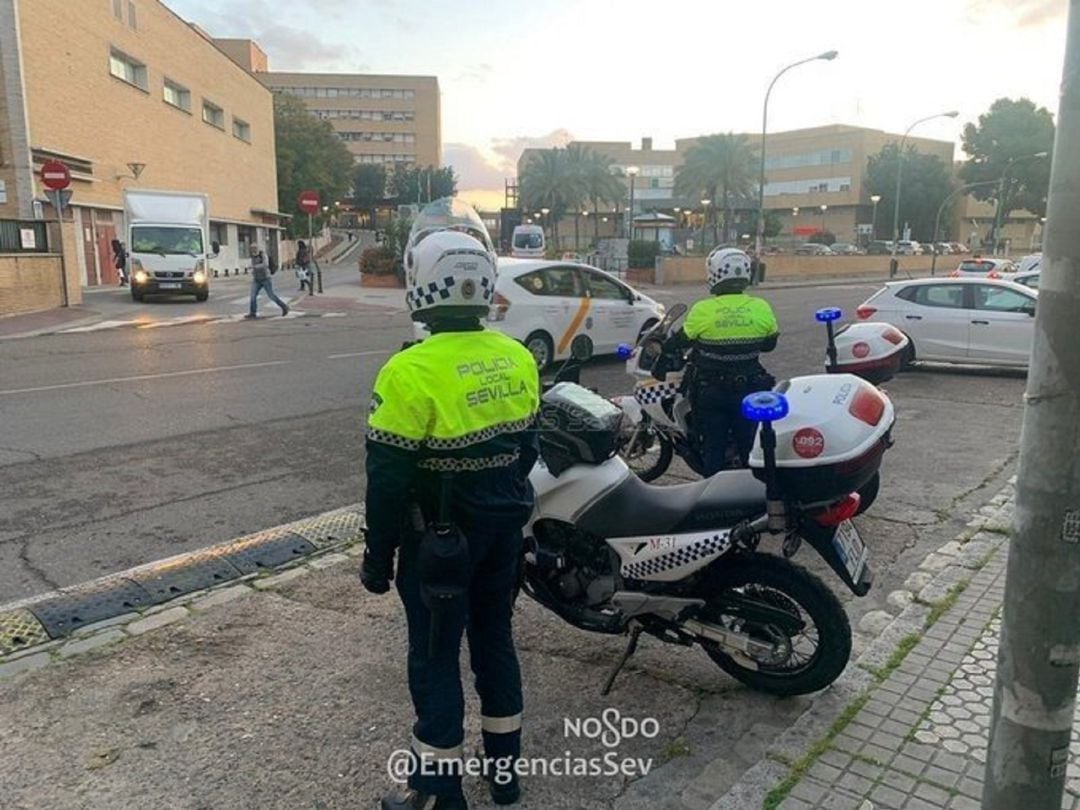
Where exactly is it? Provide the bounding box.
[613,306,908,489]
[522,341,895,696]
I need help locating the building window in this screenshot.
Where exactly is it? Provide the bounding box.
[232,118,251,143]
[127,1,137,29]
[202,100,225,129]
[210,222,229,247]
[109,49,148,91]
[163,78,191,112]
[112,0,123,19]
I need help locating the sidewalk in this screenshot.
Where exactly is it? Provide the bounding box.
[715,480,1080,810]
[0,305,102,338]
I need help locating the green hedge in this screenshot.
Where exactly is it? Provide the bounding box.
[628,240,660,269]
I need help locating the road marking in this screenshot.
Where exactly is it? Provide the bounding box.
[61,319,139,333]
[137,315,214,329]
[326,350,393,360]
[0,360,292,396]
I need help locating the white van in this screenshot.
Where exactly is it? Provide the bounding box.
[511,224,545,258]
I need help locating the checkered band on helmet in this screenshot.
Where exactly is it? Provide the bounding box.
[706,247,752,289]
[621,532,732,580]
[634,381,680,405]
[406,275,457,311]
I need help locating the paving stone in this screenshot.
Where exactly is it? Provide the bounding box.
[307,552,351,570]
[190,584,253,611]
[923,764,961,788]
[886,590,914,612]
[914,781,952,805]
[0,652,51,678]
[71,612,141,636]
[858,609,895,636]
[126,606,189,636]
[837,770,875,795]
[956,775,984,798]
[936,540,963,558]
[776,798,813,810]
[881,769,918,791]
[903,571,934,593]
[869,783,908,809]
[790,779,828,804]
[59,628,126,658]
[252,567,309,589]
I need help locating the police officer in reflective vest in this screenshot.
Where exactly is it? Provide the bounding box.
[656,247,779,474]
[361,221,540,810]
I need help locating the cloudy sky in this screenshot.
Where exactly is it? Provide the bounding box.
[170,0,1067,209]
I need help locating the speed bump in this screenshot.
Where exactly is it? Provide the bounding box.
[290,509,364,548]
[0,609,51,654]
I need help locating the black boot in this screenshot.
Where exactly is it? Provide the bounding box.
[487,771,521,806]
[380,788,468,810]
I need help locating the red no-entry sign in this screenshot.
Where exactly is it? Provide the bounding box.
[41,160,71,191]
[297,190,320,214]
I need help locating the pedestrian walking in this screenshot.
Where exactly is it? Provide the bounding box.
[112,239,129,286]
[245,245,289,319]
[296,240,314,294]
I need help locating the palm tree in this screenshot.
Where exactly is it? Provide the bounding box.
[519,148,585,248]
[675,133,758,246]
[573,147,624,246]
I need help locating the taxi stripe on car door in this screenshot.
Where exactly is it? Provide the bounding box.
[557,296,591,354]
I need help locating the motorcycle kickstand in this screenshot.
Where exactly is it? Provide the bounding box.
[601,621,643,696]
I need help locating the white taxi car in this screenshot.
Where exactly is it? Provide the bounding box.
[417,258,665,369]
[856,277,1036,368]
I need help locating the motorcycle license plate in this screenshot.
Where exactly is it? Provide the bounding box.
[160,282,181,289]
[832,520,868,583]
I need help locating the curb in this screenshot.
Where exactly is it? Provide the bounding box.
[0,504,366,675]
[708,478,1016,810]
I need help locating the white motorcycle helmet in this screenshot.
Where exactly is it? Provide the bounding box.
[404,228,496,322]
[706,247,753,292]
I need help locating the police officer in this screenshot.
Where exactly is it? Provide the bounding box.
[361,216,540,810]
[656,247,778,474]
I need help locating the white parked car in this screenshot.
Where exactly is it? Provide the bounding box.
[949,257,1016,278]
[415,258,665,369]
[856,277,1037,367]
[1015,253,1042,274]
[895,240,923,255]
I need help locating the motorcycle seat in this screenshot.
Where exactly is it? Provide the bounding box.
[576,469,767,538]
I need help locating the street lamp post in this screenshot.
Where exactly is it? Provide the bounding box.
[700,198,711,252]
[990,151,1048,255]
[870,194,881,241]
[930,180,998,275]
[626,166,639,240]
[890,110,960,276]
[820,204,828,234]
[755,50,839,260]
[540,207,550,244]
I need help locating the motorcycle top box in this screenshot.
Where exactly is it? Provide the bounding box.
[747,373,894,506]
[829,322,909,383]
[539,382,625,474]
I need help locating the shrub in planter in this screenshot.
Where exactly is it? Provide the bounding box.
[628,240,660,269]
[808,230,836,246]
[359,245,399,276]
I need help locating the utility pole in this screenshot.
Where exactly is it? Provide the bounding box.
[983,4,1080,809]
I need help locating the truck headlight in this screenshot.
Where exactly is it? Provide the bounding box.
[193,270,207,284]
[134,269,149,284]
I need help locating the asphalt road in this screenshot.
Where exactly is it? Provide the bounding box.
[0,278,1026,605]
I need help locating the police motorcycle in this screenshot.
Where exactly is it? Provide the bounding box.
[522,336,894,696]
[613,306,908,488]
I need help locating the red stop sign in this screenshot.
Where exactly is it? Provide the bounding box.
[41,160,71,190]
[297,190,320,214]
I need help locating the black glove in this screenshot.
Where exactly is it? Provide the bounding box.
[360,551,394,595]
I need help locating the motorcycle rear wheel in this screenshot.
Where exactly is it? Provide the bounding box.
[698,553,851,696]
[620,420,673,482]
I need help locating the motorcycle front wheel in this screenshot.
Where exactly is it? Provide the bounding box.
[698,553,851,696]
[619,418,674,482]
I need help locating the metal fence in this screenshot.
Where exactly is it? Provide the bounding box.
[0,219,49,253]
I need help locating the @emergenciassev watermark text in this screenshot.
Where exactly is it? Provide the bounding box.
[387,708,659,785]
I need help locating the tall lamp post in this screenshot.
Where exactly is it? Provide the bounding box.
[890,110,959,276]
[929,180,997,275]
[755,50,839,259]
[870,194,881,241]
[990,151,1048,255]
[700,198,711,251]
[819,204,828,234]
[626,165,640,240]
[540,207,550,244]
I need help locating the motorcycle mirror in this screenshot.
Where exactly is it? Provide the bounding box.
[570,334,593,361]
[616,343,634,360]
[815,307,843,323]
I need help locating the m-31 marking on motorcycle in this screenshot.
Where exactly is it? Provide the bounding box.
[608,529,734,582]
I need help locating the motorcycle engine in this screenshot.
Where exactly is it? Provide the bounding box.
[534,521,615,608]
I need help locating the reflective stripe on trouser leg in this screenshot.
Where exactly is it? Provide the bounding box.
[410,735,465,788]
[481,713,522,735]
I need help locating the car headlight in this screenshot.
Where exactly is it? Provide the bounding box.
[193,270,207,284]
[134,269,149,283]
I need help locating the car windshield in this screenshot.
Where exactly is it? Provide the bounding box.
[514,232,543,249]
[131,226,203,255]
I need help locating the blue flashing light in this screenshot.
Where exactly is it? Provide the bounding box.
[616,343,634,360]
[815,307,843,323]
[742,391,790,423]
